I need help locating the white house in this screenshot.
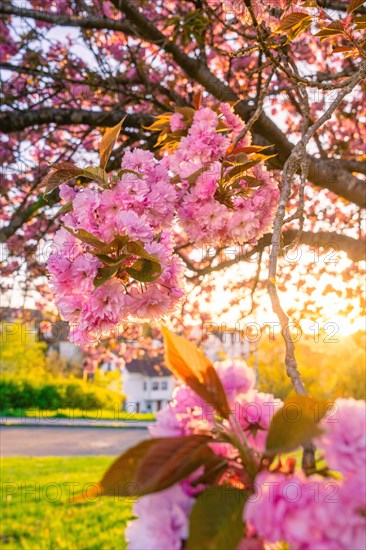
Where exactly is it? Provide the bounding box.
[123,356,175,413]
[204,330,251,362]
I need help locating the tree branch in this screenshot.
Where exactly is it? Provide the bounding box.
[181,231,366,277]
[0,2,135,34]
[0,108,153,134]
[111,0,366,208]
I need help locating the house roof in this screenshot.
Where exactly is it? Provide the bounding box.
[125,355,171,377]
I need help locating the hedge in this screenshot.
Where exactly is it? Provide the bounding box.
[0,376,122,411]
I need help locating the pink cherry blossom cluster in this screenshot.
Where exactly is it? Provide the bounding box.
[126,362,366,550]
[169,105,280,245]
[246,398,366,549]
[48,149,184,345]
[126,360,282,549]
[48,104,279,342]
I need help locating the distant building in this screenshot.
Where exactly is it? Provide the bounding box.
[204,330,251,362]
[123,356,174,413]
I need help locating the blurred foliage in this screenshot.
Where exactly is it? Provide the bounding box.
[0,322,47,377]
[248,331,366,400]
[0,376,123,411]
[0,321,125,410]
[3,408,155,422]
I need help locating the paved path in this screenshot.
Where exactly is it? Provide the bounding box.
[1,426,148,457]
[1,416,153,428]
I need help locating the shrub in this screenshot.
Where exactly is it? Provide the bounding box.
[0,376,122,411]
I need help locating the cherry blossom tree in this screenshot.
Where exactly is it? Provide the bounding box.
[1,1,366,548]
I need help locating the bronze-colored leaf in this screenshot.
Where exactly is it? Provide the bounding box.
[99,118,125,169]
[39,162,84,194]
[347,0,365,14]
[161,327,230,419]
[143,113,172,131]
[193,90,202,110]
[315,20,345,39]
[354,15,366,30]
[277,12,312,33]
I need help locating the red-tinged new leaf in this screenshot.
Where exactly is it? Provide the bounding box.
[193,90,202,110]
[135,435,213,494]
[161,327,230,418]
[347,0,366,14]
[74,436,214,501]
[73,439,157,502]
[191,452,228,486]
[332,46,357,54]
[99,118,125,169]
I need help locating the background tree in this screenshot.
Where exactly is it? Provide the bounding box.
[1,0,365,373]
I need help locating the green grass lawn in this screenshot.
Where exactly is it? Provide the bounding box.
[1,457,134,549]
[2,409,155,423]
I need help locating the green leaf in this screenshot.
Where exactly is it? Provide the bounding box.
[94,254,126,267]
[96,235,130,255]
[62,226,106,249]
[347,0,365,14]
[116,168,142,180]
[125,241,160,263]
[265,395,327,455]
[53,201,73,219]
[186,166,207,186]
[82,166,108,186]
[187,486,247,550]
[94,265,119,288]
[162,327,230,419]
[126,258,162,283]
[99,118,125,170]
